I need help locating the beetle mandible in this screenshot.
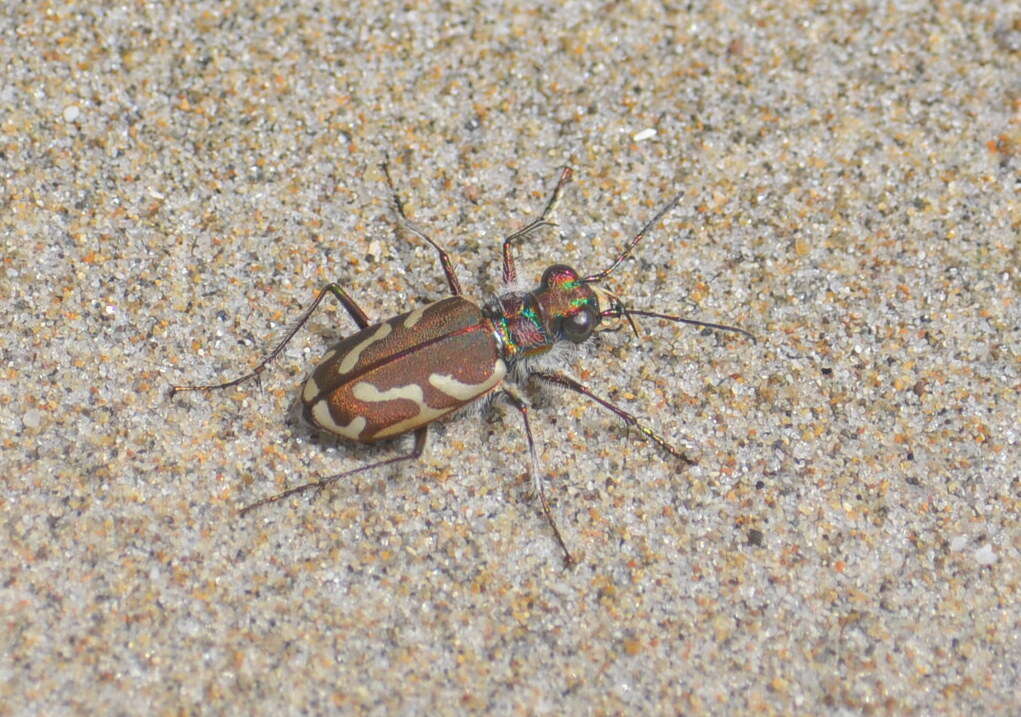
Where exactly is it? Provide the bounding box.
[170,163,754,565]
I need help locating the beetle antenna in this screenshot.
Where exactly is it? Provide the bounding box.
[583,192,682,283]
[602,305,756,343]
[621,306,641,339]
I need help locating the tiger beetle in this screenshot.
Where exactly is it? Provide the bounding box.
[170,163,754,565]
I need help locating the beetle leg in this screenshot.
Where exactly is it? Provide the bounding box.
[499,388,575,566]
[169,283,371,396]
[380,159,463,297]
[530,370,697,466]
[501,167,573,285]
[239,427,429,516]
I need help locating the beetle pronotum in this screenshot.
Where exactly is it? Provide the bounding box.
[170,163,753,564]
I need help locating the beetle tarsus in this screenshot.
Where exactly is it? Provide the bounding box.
[530,370,698,467]
[169,282,372,397]
[381,157,464,296]
[499,388,576,565]
[239,427,429,518]
[502,166,572,285]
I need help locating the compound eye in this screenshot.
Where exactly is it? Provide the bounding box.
[561,306,597,343]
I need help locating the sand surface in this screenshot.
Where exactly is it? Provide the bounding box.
[2,2,1018,714]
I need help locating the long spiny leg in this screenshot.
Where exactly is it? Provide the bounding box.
[169,283,371,396]
[239,427,429,516]
[380,158,463,296]
[531,370,697,466]
[502,167,573,285]
[499,388,574,566]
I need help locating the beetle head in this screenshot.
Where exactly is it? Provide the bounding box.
[535,264,602,344]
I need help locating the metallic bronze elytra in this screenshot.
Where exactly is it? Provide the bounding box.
[169,162,755,565]
[301,297,506,442]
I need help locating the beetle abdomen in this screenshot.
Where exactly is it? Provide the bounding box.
[301,297,507,442]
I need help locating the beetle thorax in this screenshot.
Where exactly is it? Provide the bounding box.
[486,291,549,361]
[486,264,602,365]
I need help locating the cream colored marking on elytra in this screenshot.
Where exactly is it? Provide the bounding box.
[302,350,337,402]
[338,323,391,374]
[352,380,451,439]
[428,358,507,400]
[352,381,426,404]
[311,401,366,440]
[403,300,437,329]
[301,374,320,403]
